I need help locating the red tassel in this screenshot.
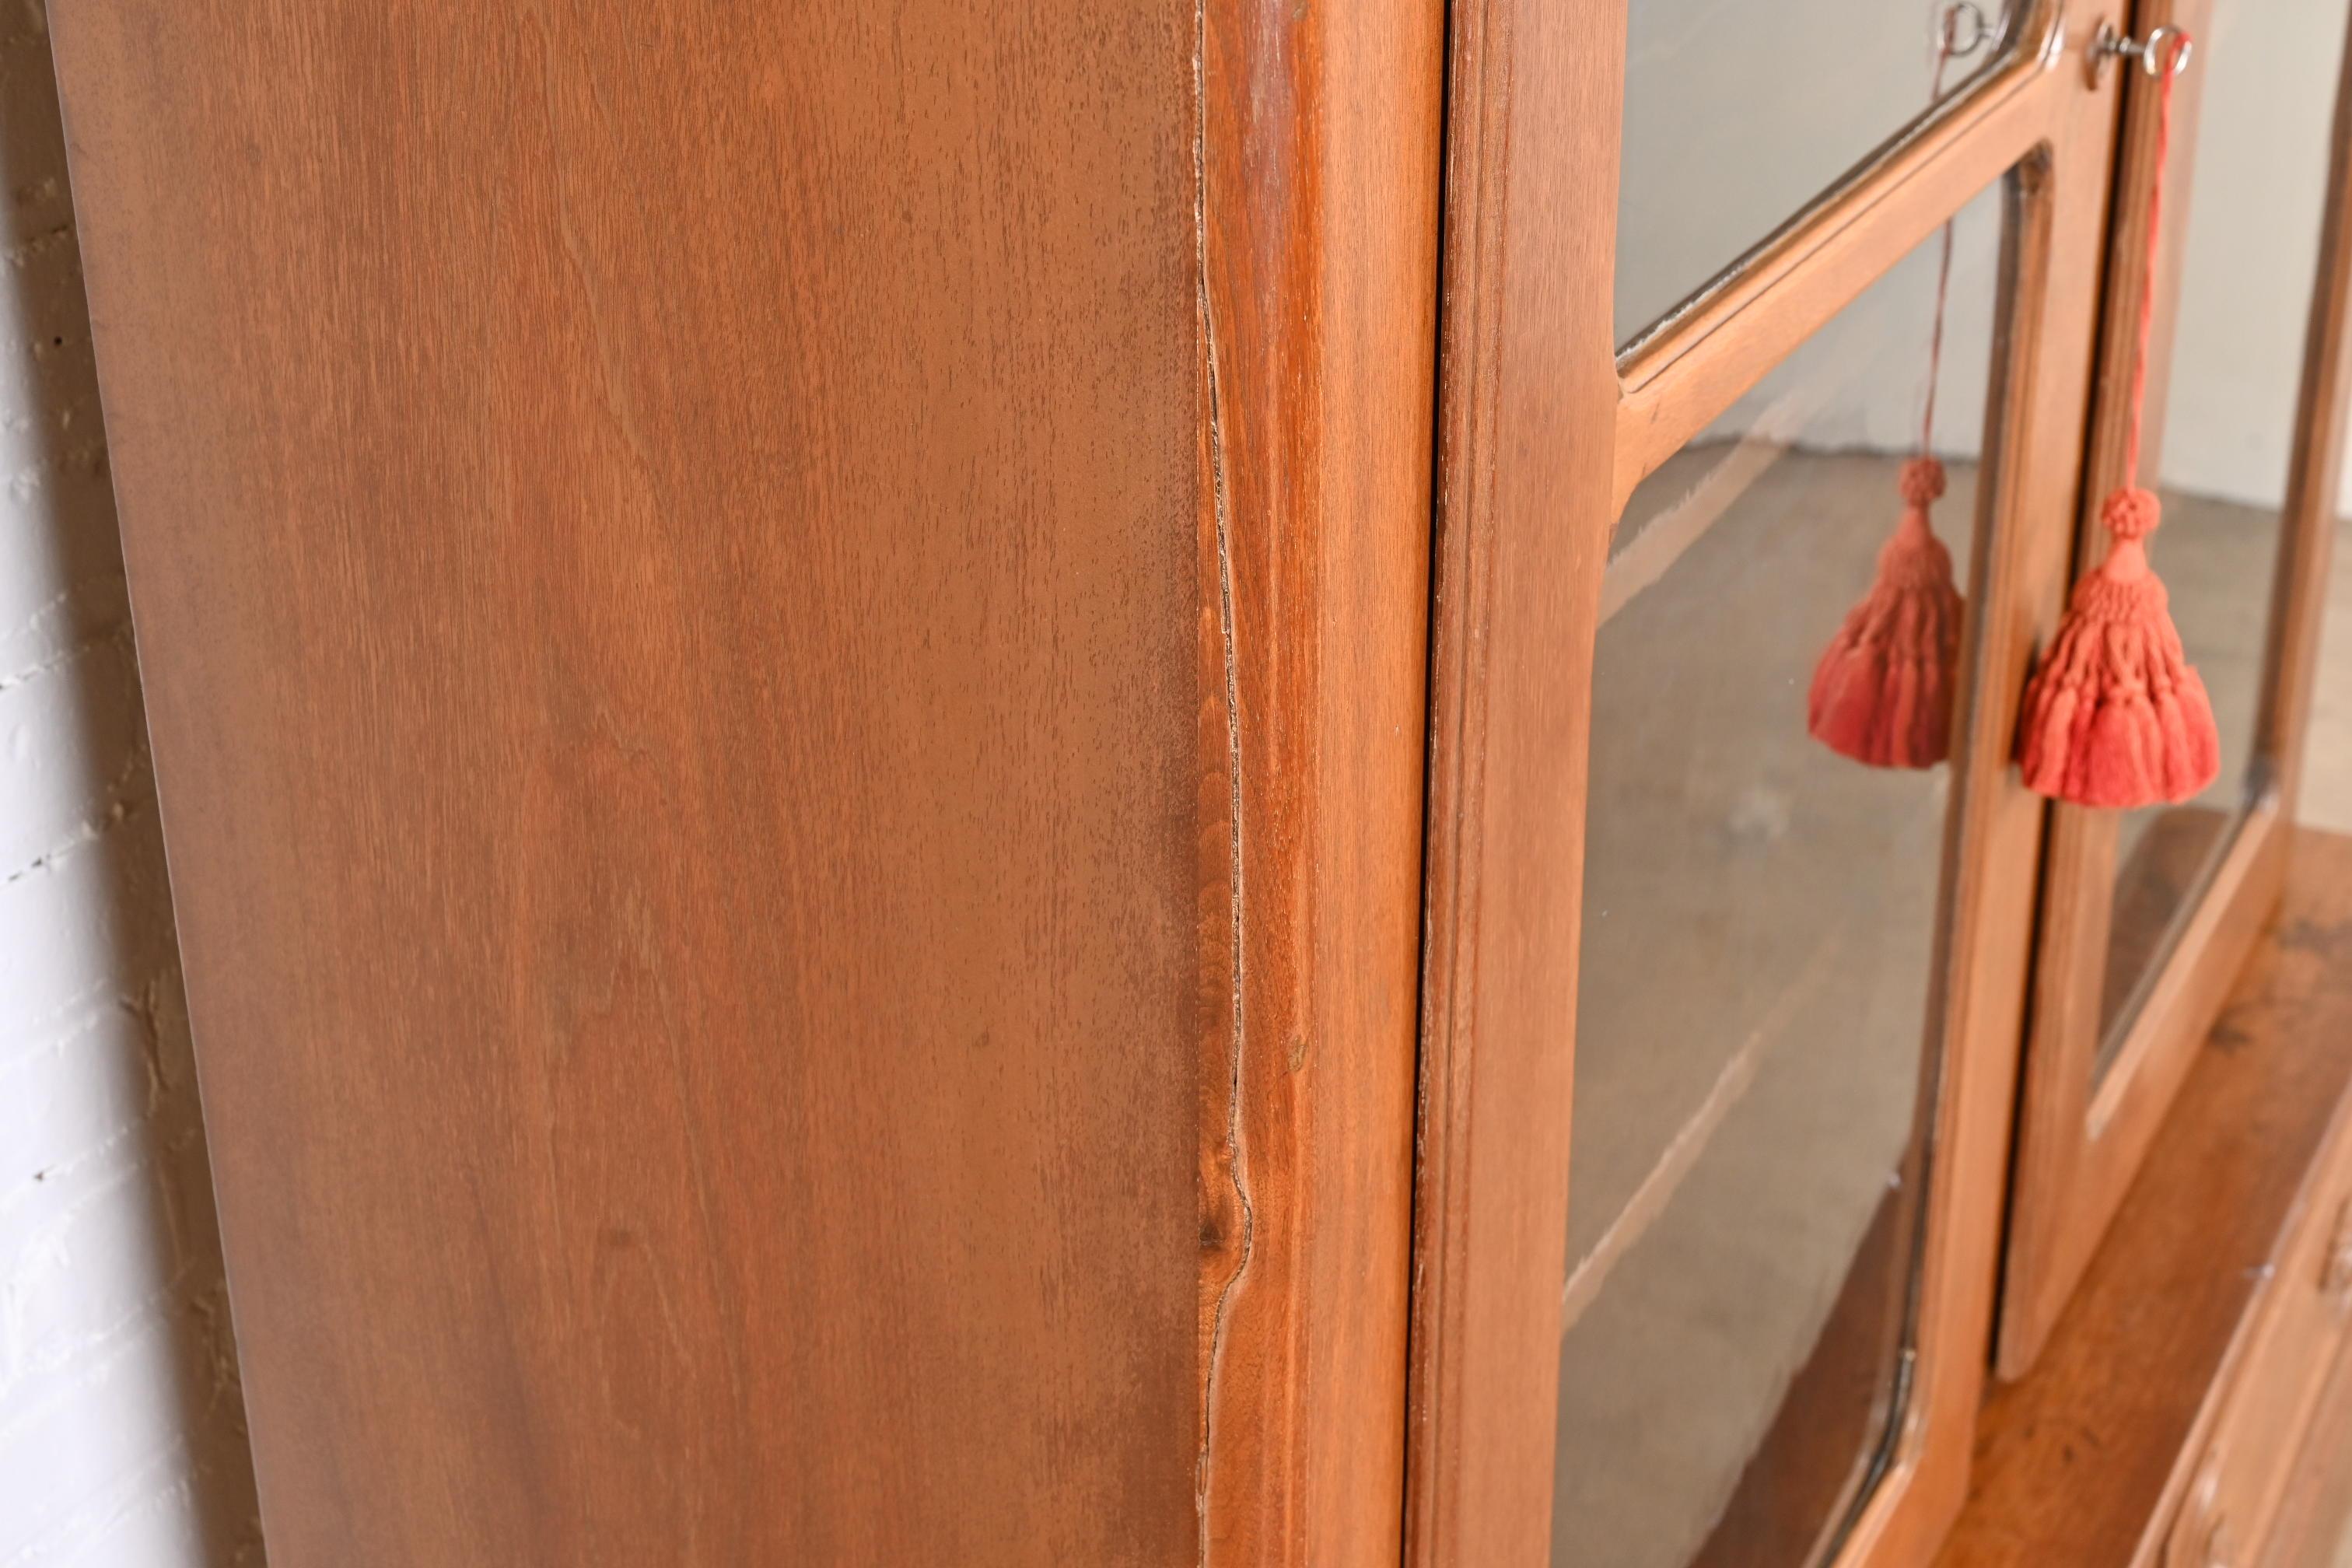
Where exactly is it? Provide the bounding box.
[1808,457,1965,768]
[2016,486,2221,808]
[2018,30,2213,809]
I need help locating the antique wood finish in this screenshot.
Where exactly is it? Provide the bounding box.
[1195,0,1446,1562]
[2255,1328,2352,1568]
[50,2,1440,1564]
[1937,831,2352,1568]
[1998,0,2352,1378]
[1411,4,2131,1565]
[1406,0,1626,1560]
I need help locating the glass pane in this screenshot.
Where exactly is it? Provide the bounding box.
[1617,0,2020,349]
[2094,0,2350,1060]
[1556,180,2013,1568]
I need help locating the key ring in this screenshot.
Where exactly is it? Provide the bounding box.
[2094,20,2195,79]
[1936,1,1991,58]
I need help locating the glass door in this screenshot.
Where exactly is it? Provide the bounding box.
[1998,0,2352,1377]
[1555,185,2014,1568]
[1404,2,2228,1567]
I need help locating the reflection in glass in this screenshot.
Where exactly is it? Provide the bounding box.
[1555,181,2012,1568]
[1616,0,2018,349]
[2094,0,2350,1061]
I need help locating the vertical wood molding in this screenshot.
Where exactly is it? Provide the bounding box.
[1408,0,1626,1561]
[1195,0,1446,1562]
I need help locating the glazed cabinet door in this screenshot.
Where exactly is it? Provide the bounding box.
[47,2,1443,1565]
[2000,0,2352,1376]
[1411,2,2144,1565]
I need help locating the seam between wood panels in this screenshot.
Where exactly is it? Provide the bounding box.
[1192,0,1255,1559]
[1407,0,1515,1555]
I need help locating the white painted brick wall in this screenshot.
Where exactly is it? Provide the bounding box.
[0,2,262,1563]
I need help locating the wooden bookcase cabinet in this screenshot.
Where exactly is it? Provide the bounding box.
[40,0,2351,1565]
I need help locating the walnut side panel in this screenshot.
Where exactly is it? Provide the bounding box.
[47,2,1437,1563]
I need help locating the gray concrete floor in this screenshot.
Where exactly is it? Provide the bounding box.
[1560,450,1955,1568]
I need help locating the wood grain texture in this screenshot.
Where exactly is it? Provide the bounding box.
[1195,0,1444,1562]
[1405,0,1625,1561]
[1999,0,2352,1380]
[2252,1322,2352,1568]
[1937,830,2352,1568]
[48,2,1440,1563]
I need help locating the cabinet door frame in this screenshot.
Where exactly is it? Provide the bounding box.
[1997,0,2352,1380]
[1407,2,2129,1563]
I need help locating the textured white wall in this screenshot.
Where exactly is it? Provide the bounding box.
[1615,0,2011,352]
[0,2,262,1563]
[2158,0,2350,513]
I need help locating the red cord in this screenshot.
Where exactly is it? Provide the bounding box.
[1920,16,1958,455]
[2122,30,2193,488]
